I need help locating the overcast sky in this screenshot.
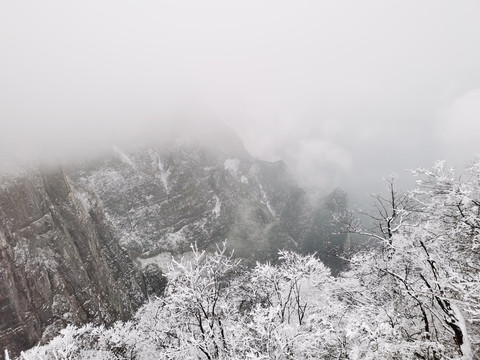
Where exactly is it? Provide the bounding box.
[1,0,480,203]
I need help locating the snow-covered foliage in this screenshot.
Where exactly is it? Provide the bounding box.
[19,244,344,359]
[17,159,480,359]
[338,159,480,359]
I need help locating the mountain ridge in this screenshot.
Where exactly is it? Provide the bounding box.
[0,125,347,357]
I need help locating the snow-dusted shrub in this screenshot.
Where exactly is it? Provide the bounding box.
[19,159,480,359]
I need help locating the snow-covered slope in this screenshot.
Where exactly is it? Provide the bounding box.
[0,123,347,358]
[67,128,347,268]
[0,167,156,358]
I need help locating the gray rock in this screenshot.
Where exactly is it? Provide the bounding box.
[67,130,348,266]
[0,166,147,358]
[0,125,347,357]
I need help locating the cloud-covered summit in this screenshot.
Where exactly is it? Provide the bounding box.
[1,0,480,200]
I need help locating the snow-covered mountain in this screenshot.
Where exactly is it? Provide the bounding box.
[0,166,157,358]
[66,127,347,268]
[0,123,347,358]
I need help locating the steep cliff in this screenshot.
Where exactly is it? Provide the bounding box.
[67,131,347,268]
[0,124,347,357]
[0,166,149,358]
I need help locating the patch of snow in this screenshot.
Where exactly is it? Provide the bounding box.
[287,235,298,247]
[224,159,240,177]
[137,252,174,272]
[451,303,473,359]
[258,182,276,217]
[241,175,248,184]
[212,195,221,218]
[148,150,171,194]
[118,232,143,249]
[162,230,187,250]
[0,230,7,247]
[157,158,171,194]
[113,146,135,169]
[75,191,93,212]
[85,169,124,193]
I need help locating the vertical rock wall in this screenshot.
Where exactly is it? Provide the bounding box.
[0,167,148,358]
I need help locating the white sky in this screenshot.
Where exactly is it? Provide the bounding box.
[1,0,480,202]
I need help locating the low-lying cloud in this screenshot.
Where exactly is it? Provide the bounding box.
[437,89,480,164]
[1,0,480,203]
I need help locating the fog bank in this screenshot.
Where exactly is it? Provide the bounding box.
[2,0,480,202]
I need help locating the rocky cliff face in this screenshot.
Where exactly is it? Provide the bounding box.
[0,167,151,358]
[67,129,347,268]
[0,124,347,357]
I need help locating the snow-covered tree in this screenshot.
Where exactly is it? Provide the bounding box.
[18,158,480,359]
[409,160,480,357]
[19,245,343,359]
[339,161,480,359]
